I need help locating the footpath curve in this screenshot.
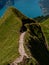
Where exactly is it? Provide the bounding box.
[11,32,28,65]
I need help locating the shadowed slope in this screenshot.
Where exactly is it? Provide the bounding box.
[25,23,49,65]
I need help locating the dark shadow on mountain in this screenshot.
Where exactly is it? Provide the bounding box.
[26,24,49,65]
[20,25,27,33]
[22,18,36,25]
[20,18,36,33]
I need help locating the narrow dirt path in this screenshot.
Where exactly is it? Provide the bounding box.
[11,32,28,65]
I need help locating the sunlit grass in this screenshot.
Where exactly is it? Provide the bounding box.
[0,9,22,65]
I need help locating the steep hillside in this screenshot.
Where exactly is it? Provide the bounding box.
[40,18,49,48]
[0,7,22,65]
[0,7,36,26]
[0,7,37,65]
[24,23,49,65]
[0,7,49,65]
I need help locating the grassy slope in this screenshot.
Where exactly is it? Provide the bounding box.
[34,15,49,22]
[40,18,49,47]
[0,7,49,65]
[0,8,22,65]
[0,7,36,65]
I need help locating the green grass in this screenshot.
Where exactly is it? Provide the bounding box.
[40,18,49,47]
[0,8,22,65]
[0,7,49,65]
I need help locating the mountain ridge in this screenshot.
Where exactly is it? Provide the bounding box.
[0,7,49,65]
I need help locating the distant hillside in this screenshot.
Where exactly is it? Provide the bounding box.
[34,15,49,22]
